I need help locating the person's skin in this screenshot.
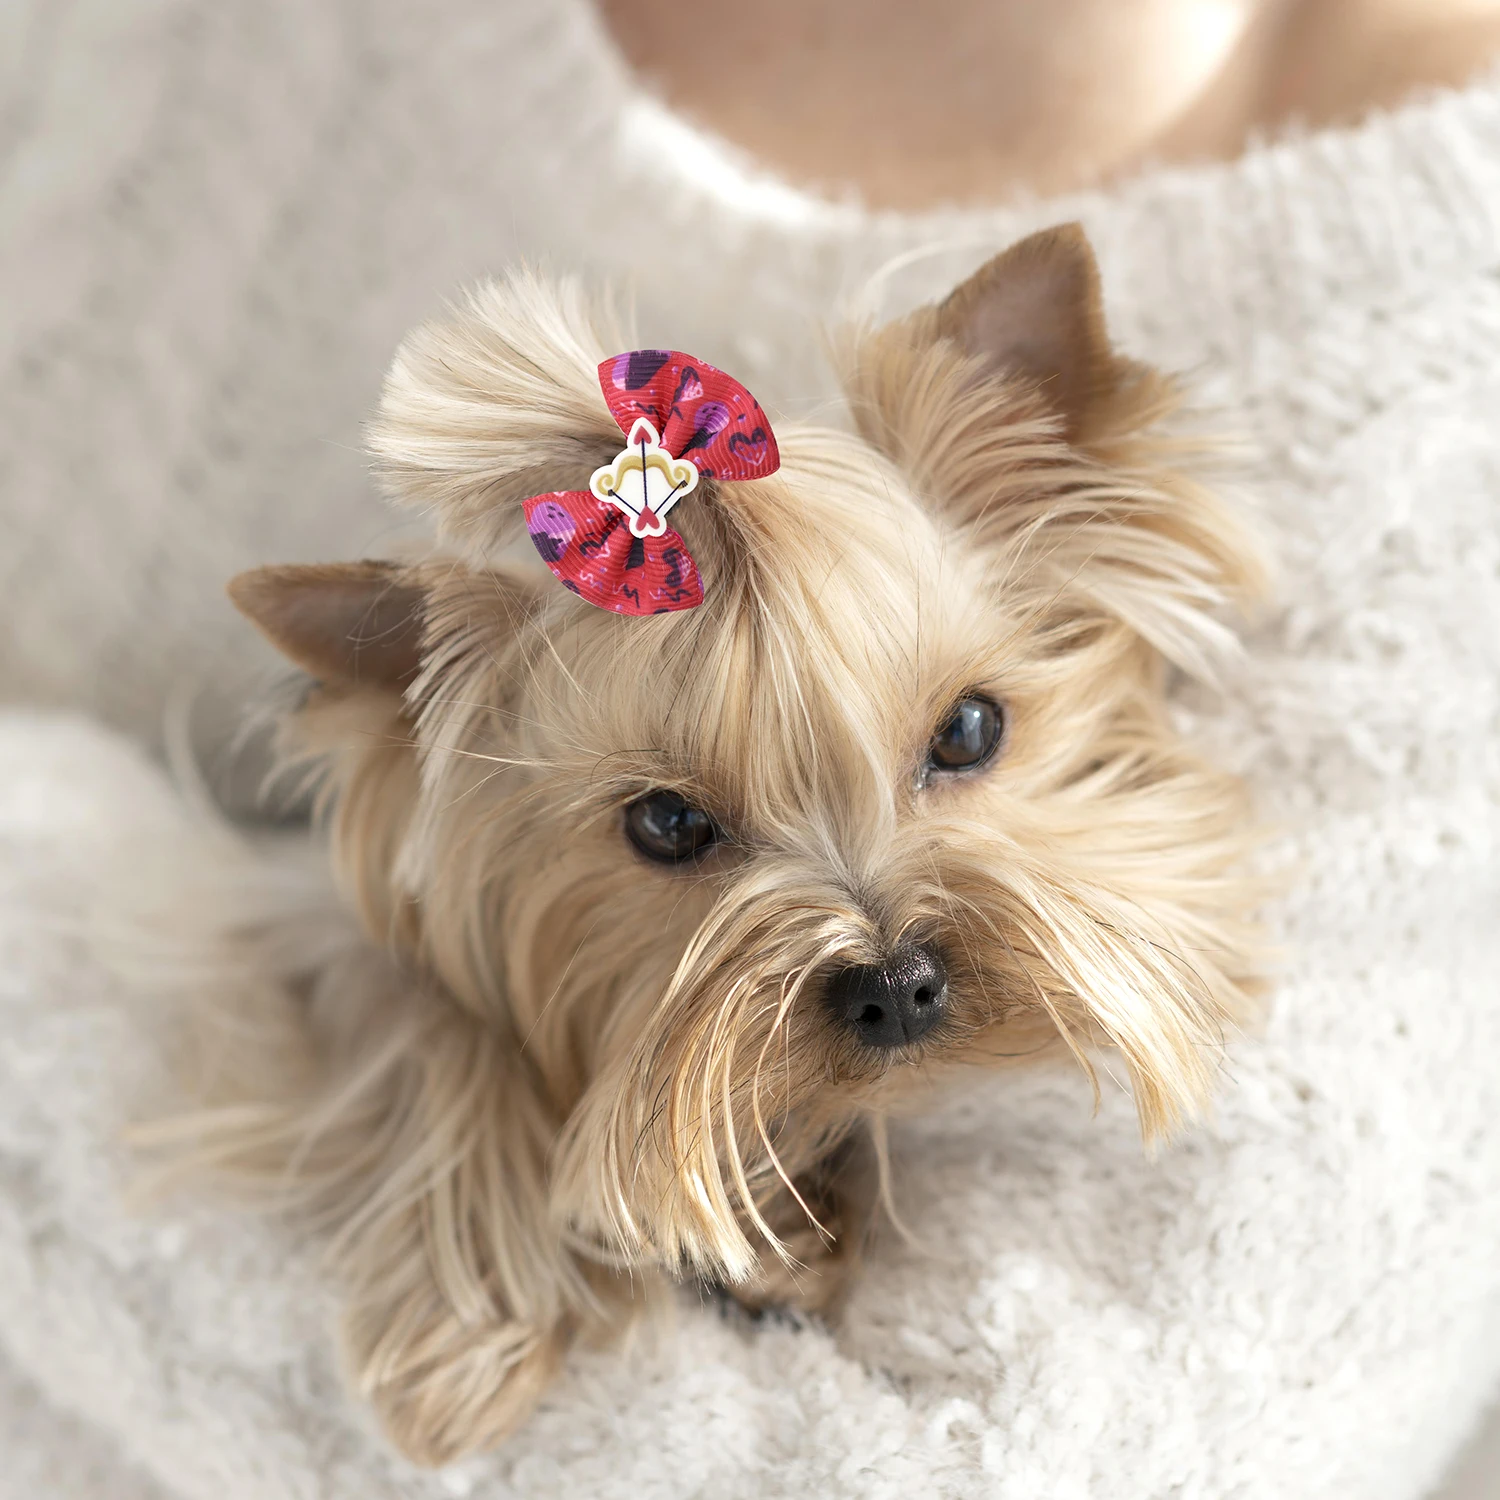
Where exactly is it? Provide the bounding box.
[595,0,1500,207]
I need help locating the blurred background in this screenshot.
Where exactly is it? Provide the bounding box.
[600,0,1500,205]
[3,1,1499,1493]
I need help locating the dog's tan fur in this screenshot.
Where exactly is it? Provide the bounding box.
[175,225,1264,1464]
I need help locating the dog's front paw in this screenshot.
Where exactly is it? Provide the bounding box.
[723,1127,878,1319]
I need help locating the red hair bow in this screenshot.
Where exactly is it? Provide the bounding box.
[523,350,780,615]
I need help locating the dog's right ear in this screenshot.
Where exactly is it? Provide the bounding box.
[369,273,625,558]
[229,561,429,689]
[229,559,539,695]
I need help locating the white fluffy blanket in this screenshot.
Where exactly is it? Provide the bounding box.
[5,1,1500,1495]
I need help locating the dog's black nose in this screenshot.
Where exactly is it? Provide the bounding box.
[828,944,949,1049]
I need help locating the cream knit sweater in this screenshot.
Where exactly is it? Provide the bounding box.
[3,1,1500,1495]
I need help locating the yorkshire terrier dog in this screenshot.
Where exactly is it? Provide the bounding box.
[197,223,1262,1464]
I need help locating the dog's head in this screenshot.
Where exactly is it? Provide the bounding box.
[234,224,1262,1301]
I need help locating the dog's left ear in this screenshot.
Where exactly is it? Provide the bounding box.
[843,222,1264,678]
[926,222,1129,440]
[840,222,1144,478]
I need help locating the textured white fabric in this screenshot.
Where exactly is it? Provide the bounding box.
[0,1354,168,1500]
[5,0,1500,1493]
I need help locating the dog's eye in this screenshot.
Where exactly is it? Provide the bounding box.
[624,789,718,863]
[927,697,1005,774]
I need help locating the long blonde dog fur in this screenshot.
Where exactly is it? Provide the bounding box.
[162,224,1265,1464]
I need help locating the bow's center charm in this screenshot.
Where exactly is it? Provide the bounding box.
[590,418,699,538]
